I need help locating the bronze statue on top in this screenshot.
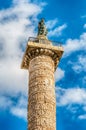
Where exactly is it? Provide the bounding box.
[38,18,48,36]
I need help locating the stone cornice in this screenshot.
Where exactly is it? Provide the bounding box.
[21,42,64,70]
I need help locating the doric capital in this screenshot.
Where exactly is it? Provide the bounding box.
[21,40,64,70]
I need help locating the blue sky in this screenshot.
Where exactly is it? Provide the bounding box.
[0,0,86,130]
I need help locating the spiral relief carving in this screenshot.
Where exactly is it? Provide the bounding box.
[21,39,64,130]
[28,55,56,130]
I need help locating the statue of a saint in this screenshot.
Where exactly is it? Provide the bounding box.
[38,18,48,36]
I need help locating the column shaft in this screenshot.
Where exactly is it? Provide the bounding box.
[28,55,56,130]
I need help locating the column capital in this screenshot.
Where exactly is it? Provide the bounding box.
[21,38,64,70]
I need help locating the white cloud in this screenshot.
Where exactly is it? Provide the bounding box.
[48,24,67,37]
[11,107,27,120]
[56,87,86,106]
[0,94,27,120]
[0,95,13,109]
[0,58,28,95]
[56,87,86,119]
[46,18,58,29]
[10,96,27,120]
[72,55,86,73]
[56,86,86,120]
[55,68,65,81]
[64,32,86,56]
[78,114,86,120]
[0,0,45,95]
[0,0,46,119]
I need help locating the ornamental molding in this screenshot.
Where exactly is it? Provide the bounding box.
[21,42,64,70]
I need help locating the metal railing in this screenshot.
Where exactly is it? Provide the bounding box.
[28,37,62,46]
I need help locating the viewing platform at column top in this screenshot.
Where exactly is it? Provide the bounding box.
[21,37,64,70]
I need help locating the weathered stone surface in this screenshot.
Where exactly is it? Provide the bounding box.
[28,55,56,130]
[21,37,64,130]
[21,42,63,70]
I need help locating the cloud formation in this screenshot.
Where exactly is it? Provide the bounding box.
[46,18,58,29]
[48,24,67,37]
[0,0,44,95]
[72,55,86,73]
[78,114,86,120]
[0,95,13,109]
[64,32,86,56]
[55,68,65,82]
[56,87,86,106]
[56,87,86,120]
[10,96,27,120]
[0,94,27,120]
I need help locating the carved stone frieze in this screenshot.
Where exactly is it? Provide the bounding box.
[28,55,56,130]
[21,39,64,130]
